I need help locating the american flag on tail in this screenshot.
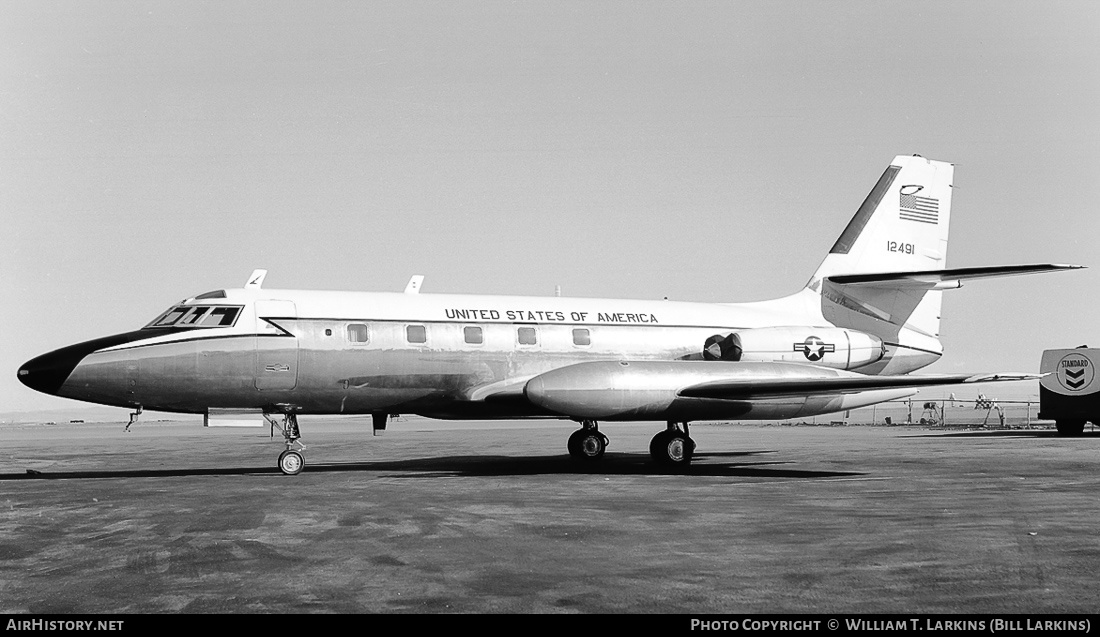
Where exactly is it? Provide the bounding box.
[899,190,939,224]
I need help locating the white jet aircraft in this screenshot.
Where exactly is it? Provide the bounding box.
[18,155,1081,474]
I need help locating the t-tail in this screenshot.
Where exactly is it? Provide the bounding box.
[800,154,1080,374]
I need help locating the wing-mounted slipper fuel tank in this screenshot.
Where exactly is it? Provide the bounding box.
[523,360,1020,422]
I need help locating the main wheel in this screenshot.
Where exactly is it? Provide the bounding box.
[650,430,694,467]
[278,450,305,475]
[567,429,607,460]
[1056,420,1086,436]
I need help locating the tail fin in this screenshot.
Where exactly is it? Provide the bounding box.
[805,155,1081,359]
[806,155,954,342]
[812,155,954,282]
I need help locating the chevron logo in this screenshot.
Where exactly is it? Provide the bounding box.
[1057,354,1094,392]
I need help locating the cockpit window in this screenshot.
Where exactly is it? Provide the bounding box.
[201,306,241,326]
[151,306,190,327]
[178,306,213,325]
[147,305,243,329]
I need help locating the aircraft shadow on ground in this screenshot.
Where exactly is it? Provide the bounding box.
[0,450,864,480]
[900,430,1100,439]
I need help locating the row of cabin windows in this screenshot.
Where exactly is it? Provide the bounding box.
[344,323,591,347]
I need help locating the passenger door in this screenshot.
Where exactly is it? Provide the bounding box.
[254,300,299,391]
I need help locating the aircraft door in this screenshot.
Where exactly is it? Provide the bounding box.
[254,300,299,391]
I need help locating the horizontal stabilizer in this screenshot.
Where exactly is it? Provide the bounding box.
[820,263,1083,341]
[679,371,1040,401]
[828,264,1083,287]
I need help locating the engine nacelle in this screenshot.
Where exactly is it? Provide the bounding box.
[703,326,884,371]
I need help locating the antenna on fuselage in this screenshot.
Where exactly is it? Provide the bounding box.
[404,275,424,294]
[246,269,267,289]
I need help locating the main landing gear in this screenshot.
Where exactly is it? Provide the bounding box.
[268,413,306,475]
[567,420,609,460]
[650,422,695,468]
[565,419,697,468]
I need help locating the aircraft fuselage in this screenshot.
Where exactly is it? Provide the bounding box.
[19,287,935,422]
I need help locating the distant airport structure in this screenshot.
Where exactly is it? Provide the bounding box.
[17,155,1082,473]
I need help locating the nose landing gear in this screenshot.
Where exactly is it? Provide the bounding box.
[268,412,306,475]
[278,449,304,475]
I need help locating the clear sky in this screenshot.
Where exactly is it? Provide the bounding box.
[2,1,1098,413]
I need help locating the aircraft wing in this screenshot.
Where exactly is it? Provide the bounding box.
[678,372,1040,400]
[523,360,1040,420]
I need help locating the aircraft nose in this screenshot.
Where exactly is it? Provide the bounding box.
[17,348,86,396]
[17,330,160,398]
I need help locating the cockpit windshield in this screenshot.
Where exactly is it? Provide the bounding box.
[146,305,243,329]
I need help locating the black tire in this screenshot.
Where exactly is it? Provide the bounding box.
[649,430,669,460]
[650,431,694,467]
[1056,420,1086,437]
[567,429,607,460]
[278,450,304,475]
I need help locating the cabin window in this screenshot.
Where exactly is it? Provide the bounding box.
[406,324,427,344]
[463,326,483,344]
[517,327,537,345]
[347,323,369,343]
[572,328,591,346]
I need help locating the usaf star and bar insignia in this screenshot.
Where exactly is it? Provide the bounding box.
[794,336,836,362]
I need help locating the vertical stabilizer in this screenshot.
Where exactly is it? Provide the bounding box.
[811,155,953,282]
[806,155,953,344]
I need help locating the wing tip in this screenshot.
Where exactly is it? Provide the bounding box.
[963,373,1042,383]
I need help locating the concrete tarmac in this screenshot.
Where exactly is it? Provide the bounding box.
[1,417,1098,614]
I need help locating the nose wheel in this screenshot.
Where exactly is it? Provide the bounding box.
[278,449,304,475]
[269,413,306,475]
